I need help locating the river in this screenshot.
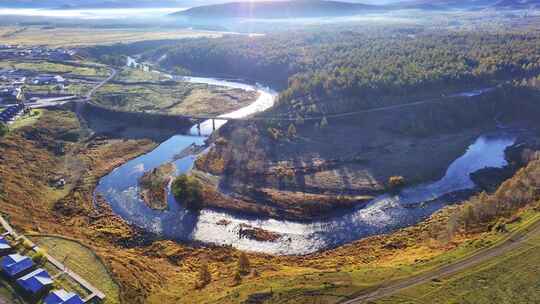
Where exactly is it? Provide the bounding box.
[95,62,516,255]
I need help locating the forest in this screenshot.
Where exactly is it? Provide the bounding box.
[140,27,540,117]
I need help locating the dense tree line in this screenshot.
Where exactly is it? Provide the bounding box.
[82,39,182,61]
[146,28,540,116]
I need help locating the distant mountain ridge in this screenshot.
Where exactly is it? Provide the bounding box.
[56,1,179,9]
[398,0,540,9]
[173,0,384,19]
[2,0,538,14]
[393,0,497,9]
[0,0,191,8]
[173,0,540,19]
[493,0,540,8]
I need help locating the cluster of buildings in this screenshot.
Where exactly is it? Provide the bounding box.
[0,69,26,105]
[0,69,69,108]
[0,237,84,304]
[0,103,28,124]
[31,74,66,86]
[0,86,23,104]
[0,44,76,107]
[0,44,76,61]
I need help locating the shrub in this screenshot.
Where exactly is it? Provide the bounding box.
[22,239,34,250]
[388,176,406,190]
[172,174,203,210]
[60,130,80,142]
[287,123,297,138]
[31,250,47,264]
[320,116,329,128]
[196,263,211,289]
[267,127,280,140]
[0,122,8,138]
[215,137,228,146]
[237,252,250,275]
[232,270,242,286]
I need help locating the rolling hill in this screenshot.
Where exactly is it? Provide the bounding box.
[173,0,384,19]
[389,0,498,9]
[493,0,540,9]
[172,0,540,20]
[0,0,190,8]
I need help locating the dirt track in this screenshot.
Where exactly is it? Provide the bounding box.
[341,218,540,303]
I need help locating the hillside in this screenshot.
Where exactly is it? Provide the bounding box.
[0,0,187,8]
[494,0,540,9]
[173,0,383,19]
[141,29,540,220]
[401,0,540,9]
[391,0,497,9]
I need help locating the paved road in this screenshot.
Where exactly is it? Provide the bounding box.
[341,218,540,303]
[84,67,117,100]
[19,66,117,110]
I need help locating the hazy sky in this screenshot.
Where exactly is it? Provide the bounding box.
[2,0,409,5]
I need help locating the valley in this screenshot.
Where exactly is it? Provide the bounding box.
[0,2,540,304]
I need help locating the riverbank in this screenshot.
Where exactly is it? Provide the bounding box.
[2,106,540,304]
[93,82,259,117]
[139,163,176,210]
[195,86,540,221]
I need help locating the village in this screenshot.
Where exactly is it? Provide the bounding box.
[0,214,105,304]
[0,44,95,126]
[0,44,108,304]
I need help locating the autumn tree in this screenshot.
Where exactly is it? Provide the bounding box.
[196,262,211,289]
[238,252,250,275]
[287,123,297,138]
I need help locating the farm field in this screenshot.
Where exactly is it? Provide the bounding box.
[0,26,225,47]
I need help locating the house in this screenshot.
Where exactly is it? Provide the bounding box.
[32,75,66,85]
[0,87,22,104]
[0,104,25,123]
[0,237,12,255]
[17,268,54,294]
[44,289,84,304]
[12,77,26,87]
[0,254,34,278]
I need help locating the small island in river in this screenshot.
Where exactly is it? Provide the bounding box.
[138,163,176,210]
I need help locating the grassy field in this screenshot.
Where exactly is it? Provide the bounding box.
[116,69,168,83]
[0,60,108,77]
[30,236,121,304]
[370,209,540,304]
[2,107,540,304]
[0,280,23,304]
[149,209,540,304]
[9,109,43,130]
[0,26,223,47]
[94,80,258,116]
[25,83,95,96]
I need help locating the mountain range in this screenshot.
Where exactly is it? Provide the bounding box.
[0,0,200,8]
[173,0,540,19]
[1,0,539,16]
[172,0,382,19]
[493,0,540,8]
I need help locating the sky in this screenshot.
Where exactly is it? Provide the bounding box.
[0,0,409,7]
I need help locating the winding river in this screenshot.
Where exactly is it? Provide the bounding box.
[95,68,516,255]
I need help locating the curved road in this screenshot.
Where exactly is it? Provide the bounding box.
[341,218,540,303]
[24,66,117,109]
[84,67,117,100]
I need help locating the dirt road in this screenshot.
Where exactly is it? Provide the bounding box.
[341,218,540,303]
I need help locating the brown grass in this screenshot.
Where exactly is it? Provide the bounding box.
[1,108,539,304]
